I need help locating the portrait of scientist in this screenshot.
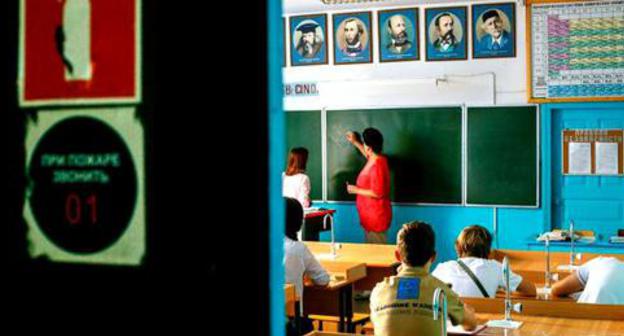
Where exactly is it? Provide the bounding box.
[385,14,411,54]
[431,12,459,52]
[295,22,323,58]
[340,18,367,57]
[477,9,511,51]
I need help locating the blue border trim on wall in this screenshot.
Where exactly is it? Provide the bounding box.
[269,0,285,335]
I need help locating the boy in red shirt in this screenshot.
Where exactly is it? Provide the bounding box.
[346,128,392,244]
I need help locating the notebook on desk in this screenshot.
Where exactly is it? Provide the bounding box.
[447,322,487,335]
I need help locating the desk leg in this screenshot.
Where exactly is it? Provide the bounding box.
[338,287,345,332]
[345,285,353,333]
[337,285,354,333]
[294,302,301,335]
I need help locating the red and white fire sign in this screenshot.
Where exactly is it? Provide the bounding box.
[19,0,141,106]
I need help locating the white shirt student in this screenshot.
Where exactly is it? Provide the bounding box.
[282,173,311,209]
[432,257,523,297]
[431,225,536,298]
[283,197,329,299]
[282,147,312,209]
[551,256,624,304]
[284,236,330,298]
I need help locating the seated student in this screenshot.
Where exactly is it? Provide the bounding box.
[370,221,477,336]
[551,256,624,304]
[284,197,330,335]
[432,225,536,298]
[283,197,330,298]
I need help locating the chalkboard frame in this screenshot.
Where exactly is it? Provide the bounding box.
[322,104,464,206]
[465,104,540,208]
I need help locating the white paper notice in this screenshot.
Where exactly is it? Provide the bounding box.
[596,142,619,175]
[569,142,591,174]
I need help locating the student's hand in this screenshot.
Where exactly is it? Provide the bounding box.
[461,303,478,331]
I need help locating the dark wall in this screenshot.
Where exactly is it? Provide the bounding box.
[1,1,268,332]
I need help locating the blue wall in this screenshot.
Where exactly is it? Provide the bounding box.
[316,103,624,266]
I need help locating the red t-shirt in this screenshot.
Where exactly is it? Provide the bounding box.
[355,155,392,233]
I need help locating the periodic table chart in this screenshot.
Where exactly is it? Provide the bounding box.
[530,0,624,101]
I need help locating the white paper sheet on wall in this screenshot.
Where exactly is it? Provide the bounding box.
[595,142,619,175]
[569,142,591,174]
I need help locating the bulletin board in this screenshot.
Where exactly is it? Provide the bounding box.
[528,0,624,102]
[562,129,624,175]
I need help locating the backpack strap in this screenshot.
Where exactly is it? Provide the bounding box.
[456,259,490,298]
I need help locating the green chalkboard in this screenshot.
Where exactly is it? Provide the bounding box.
[286,110,322,200]
[467,106,538,207]
[326,108,462,203]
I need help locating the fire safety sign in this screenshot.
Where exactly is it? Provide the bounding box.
[18,0,141,106]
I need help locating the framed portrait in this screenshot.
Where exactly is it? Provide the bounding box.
[378,8,419,63]
[333,12,373,65]
[472,2,516,59]
[425,7,467,61]
[290,14,328,66]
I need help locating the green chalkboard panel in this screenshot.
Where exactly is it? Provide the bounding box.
[326,108,462,203]
[286,110,322,200]
[467,106,538,207]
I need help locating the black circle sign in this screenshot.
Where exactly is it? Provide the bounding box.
[28,116,137,254]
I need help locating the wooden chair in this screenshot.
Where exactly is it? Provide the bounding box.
[308,313,370,333]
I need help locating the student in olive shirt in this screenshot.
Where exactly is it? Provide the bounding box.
[370,221,477,336]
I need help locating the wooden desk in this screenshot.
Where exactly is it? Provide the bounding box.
[475,313,624,336]
[463,297,624,320]
[359,313,624,335]
[304,261,367,333]
[492,249,624,285]
[305,242,398,290]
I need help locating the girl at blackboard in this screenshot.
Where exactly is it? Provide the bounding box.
[283,147,311,208]
[346,128,392,244]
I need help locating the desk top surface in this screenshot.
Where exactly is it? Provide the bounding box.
[494,249,624,271]
[305,241,398,268]
[527,240,624,250]
[304,209,337,219]
[463,296,624,320]
[305,260,367,290]
[474,313,624,335]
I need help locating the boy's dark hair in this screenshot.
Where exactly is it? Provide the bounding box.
[455,225,492,259]
[285,197,304,240]
[397,221,436,267]
[363,128,383,154]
